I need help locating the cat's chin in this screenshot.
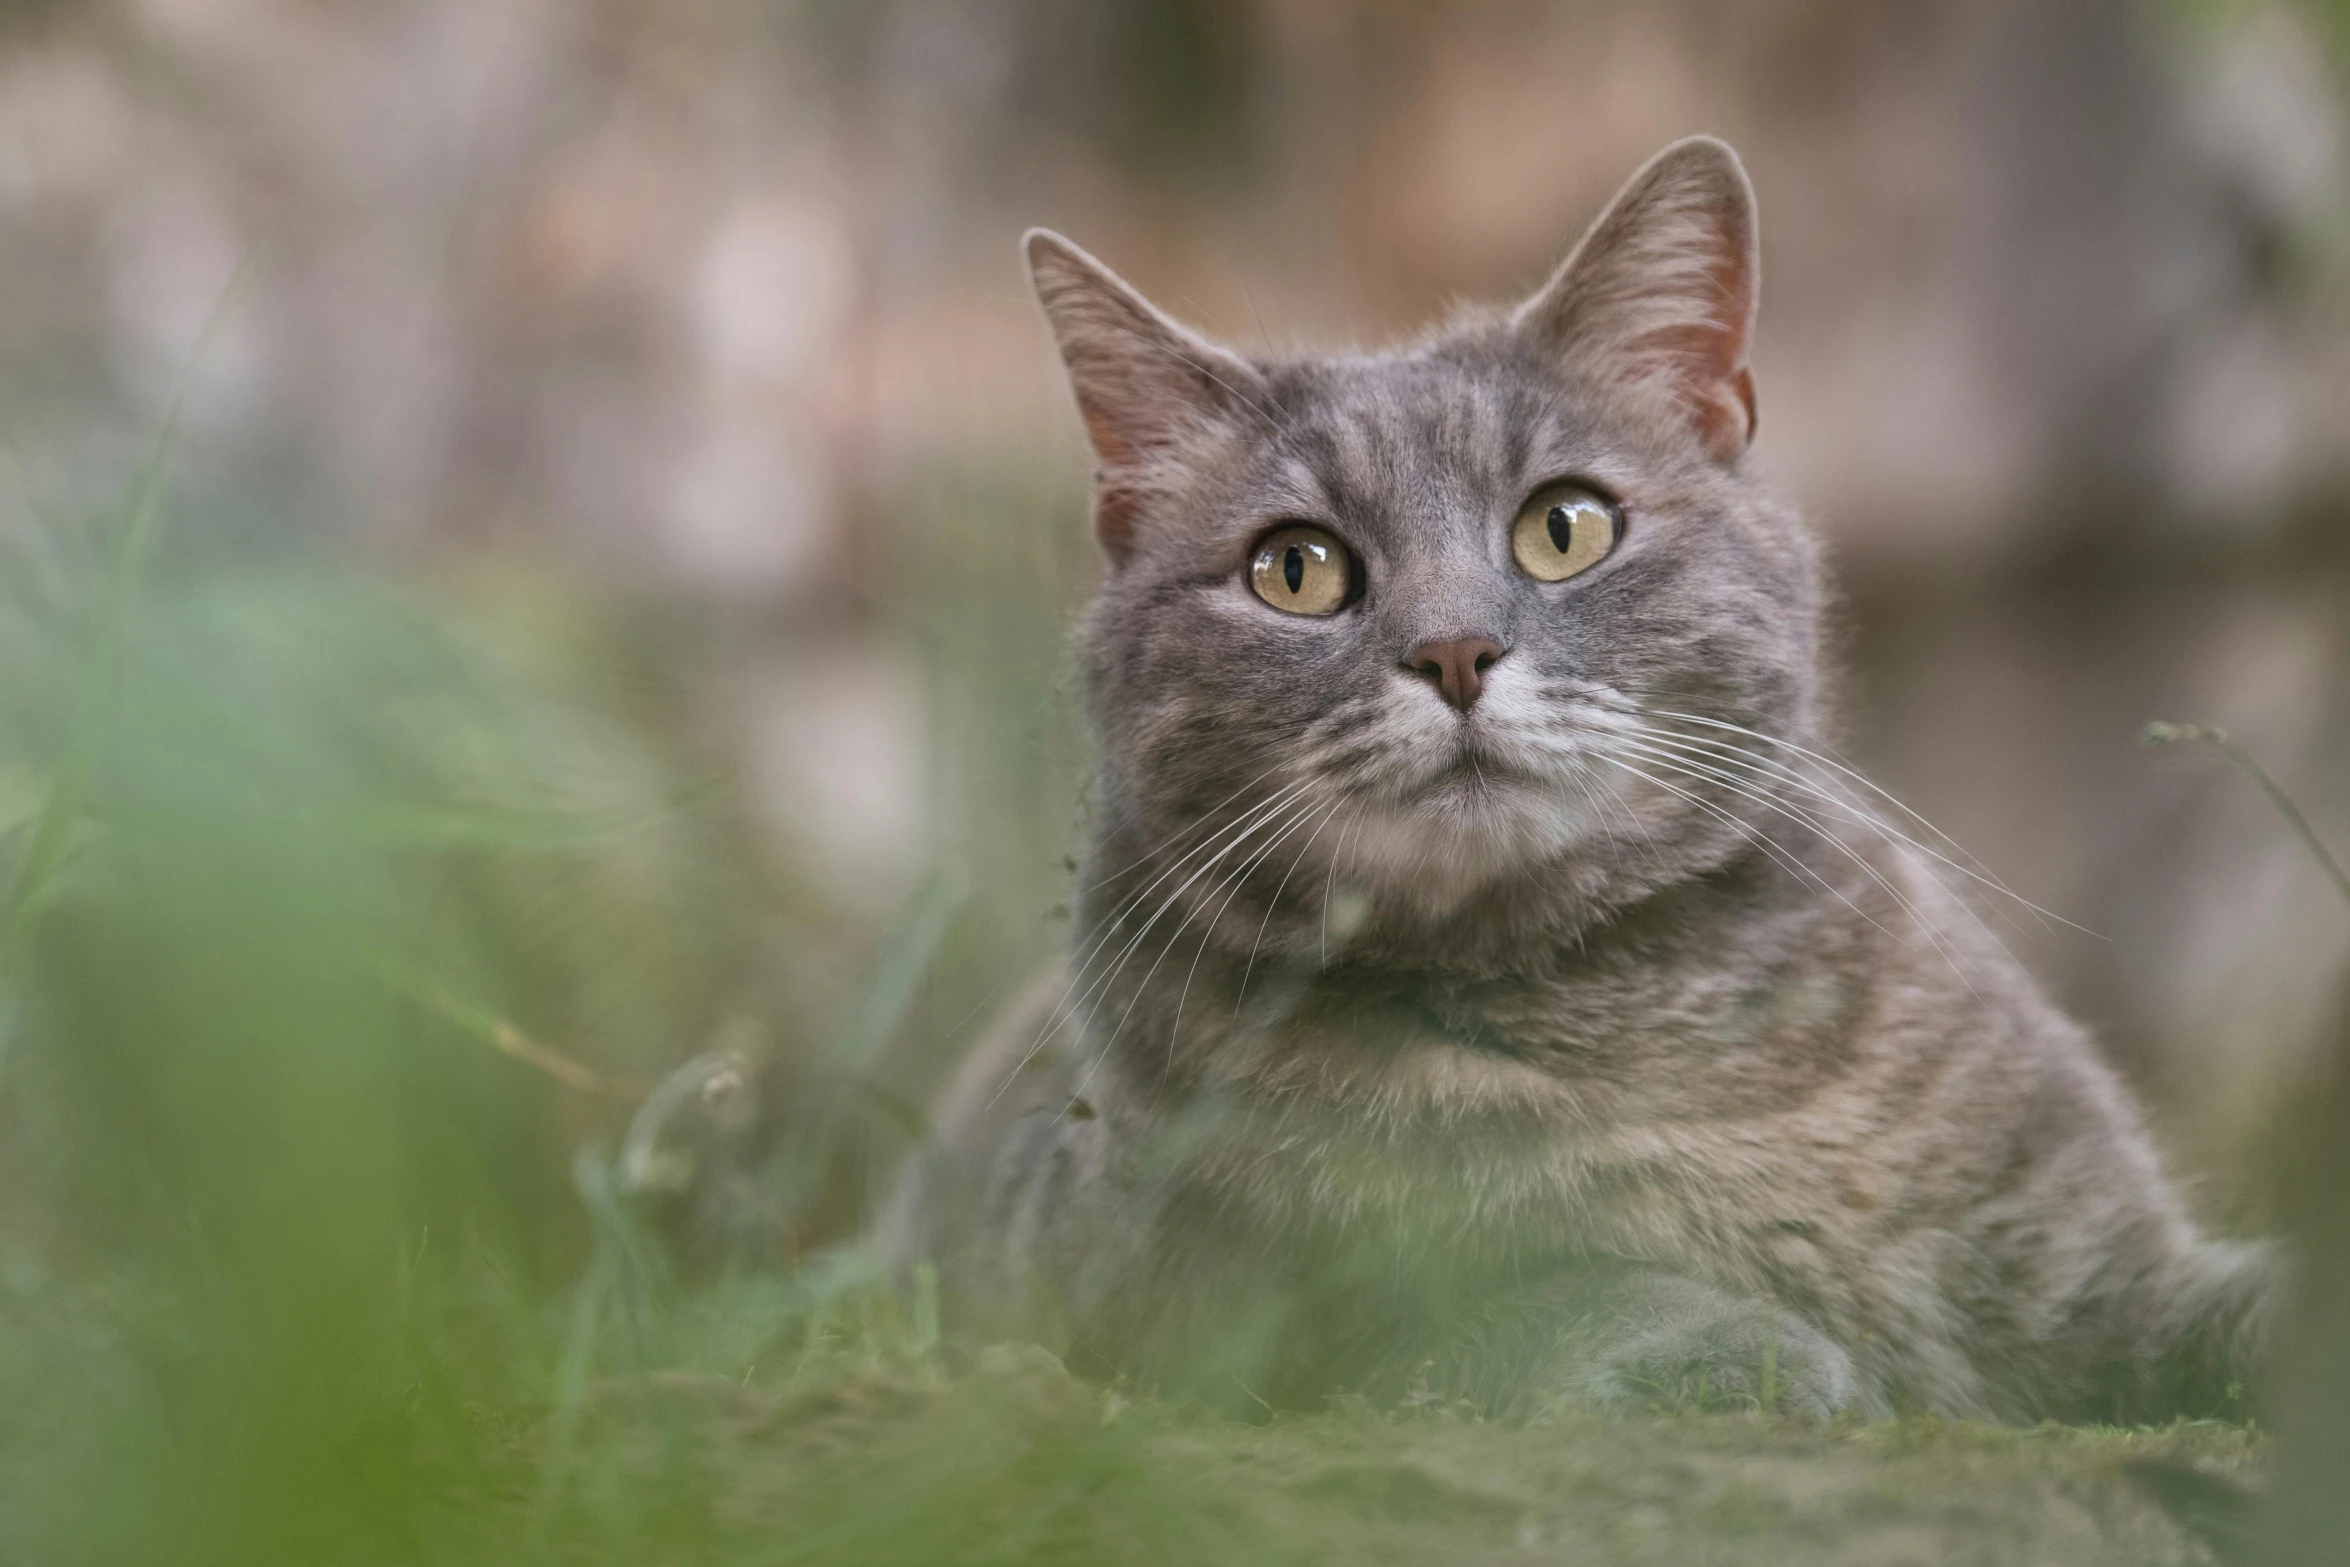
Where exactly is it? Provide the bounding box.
[1339,769,1612,918]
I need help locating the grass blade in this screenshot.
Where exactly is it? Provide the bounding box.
[2144,721,2350,914]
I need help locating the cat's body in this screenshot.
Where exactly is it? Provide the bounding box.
[886,138,2273,1422]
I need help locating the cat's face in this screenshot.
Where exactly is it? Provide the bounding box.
[1037,139,1824,960]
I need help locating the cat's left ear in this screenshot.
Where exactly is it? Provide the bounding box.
[1511,136,1759,464]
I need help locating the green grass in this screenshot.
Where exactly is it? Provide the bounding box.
[0,1244,2264,1565]
[583,1337,2260,1566]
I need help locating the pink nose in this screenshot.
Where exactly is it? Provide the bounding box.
[1405,636,1506,712]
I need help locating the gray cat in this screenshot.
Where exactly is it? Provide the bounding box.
[885,137,2273,1422]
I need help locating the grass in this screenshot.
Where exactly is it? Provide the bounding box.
[0,1243,2265,1565]
[584,1331,2259,1566]
[681,1350,2271,1564]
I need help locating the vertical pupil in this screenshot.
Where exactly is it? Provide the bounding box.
[1547,505,1574,554]
[1284,545,1304,594]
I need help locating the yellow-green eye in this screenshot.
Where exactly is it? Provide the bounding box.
[1511,485,1621,582]
[1248,525,1352,615]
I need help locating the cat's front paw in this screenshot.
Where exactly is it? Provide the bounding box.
[1578,1286,1862,1417]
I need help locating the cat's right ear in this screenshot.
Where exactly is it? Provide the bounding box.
[1025,229,1266,564]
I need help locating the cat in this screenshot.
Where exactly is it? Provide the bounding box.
[883,136,2274,1422]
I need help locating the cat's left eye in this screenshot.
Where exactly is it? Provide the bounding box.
[1511,484,1621,583]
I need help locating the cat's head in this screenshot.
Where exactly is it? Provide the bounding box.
[1033,138,1826,966]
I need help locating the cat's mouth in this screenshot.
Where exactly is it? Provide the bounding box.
[1423,744,1534,790]
[1404,716,1568,796]
[1317,691,1630,910]
[1327,733,1617,918]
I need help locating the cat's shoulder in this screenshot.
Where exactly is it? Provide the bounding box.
[878,960,1081,1268]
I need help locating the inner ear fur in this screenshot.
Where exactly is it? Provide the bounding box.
[1510,136,1760,464]
[1024,229,1266,562]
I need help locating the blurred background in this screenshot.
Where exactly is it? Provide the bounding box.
[0,0,2345,1556]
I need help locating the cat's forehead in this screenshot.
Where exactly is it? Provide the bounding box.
[1255,345,1592,513]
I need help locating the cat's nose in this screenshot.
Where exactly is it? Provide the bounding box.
[1405,636,1506,712]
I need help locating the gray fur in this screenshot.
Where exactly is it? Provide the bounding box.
[887,137,2273,1422]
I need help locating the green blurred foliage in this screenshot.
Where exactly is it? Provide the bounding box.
[0,434,871,1556]
[0,332,1115,1550]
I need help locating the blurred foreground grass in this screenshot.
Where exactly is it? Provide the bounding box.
[0,1249,2265,1565]
[0,445,2274,1565]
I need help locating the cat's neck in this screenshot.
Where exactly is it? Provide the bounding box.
[1075,798,1835,986]
[1066,802,1888,1102]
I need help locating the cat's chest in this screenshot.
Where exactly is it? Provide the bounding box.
[1183,955,1855,1122]
[1067,961,1878,1285]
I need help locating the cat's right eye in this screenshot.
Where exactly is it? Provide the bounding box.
[1248,526,1353,616]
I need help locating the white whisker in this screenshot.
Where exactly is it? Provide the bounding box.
[1623,722,2080,941]
[1320,800,1369,968]
[1590,749,1907,951]
[989,778,1317,1106]
[1639,709,2095,938]
[1603,737,1984,986]
[1597,747,1983,991]
[1067,789,1326,1114]
[1163,794,1341,1074]
[1234,795,1348,1017]
[1087,756,1299,896]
